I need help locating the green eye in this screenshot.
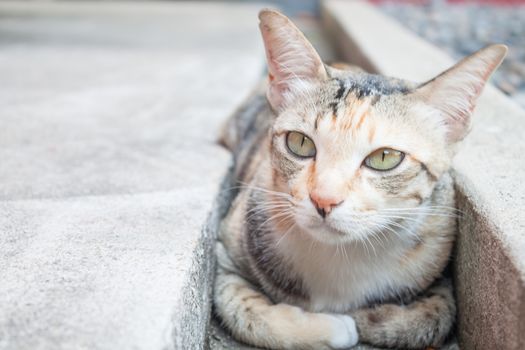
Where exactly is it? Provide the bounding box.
[364,148,404,171]
[286,131,316,158]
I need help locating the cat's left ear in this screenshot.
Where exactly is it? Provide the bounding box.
[415,44,507,143]
[259,9,328,111]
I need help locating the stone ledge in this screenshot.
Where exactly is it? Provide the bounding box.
[321,1,525,349]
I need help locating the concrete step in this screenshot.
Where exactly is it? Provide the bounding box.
[322,1,525,349]
[0,2,263,349]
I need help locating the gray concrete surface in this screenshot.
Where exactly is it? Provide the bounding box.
[322,1,525,349]
[0,1,263,349]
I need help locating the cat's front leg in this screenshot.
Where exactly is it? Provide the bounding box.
[349,279,455,349]
[214,243,359,350]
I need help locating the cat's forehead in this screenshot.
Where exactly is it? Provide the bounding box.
[276,71,417,134]
[325,72,414,103]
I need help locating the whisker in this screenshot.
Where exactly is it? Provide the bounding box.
[275,223,296,248]
[245,209,292,222]
[253,210,296,233]
[236,182,293,197]
[380,206,462,216]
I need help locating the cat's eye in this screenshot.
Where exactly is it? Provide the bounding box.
[364,148,404,171]
[286,131,316,158]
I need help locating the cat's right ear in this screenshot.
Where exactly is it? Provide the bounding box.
[259,9,327,111]
[414,44,507,143]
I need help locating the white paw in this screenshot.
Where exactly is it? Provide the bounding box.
[328,315,359,349]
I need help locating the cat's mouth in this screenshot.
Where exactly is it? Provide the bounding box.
[303,219,352,240]
[324,224,347,236]
[300,213,382,244]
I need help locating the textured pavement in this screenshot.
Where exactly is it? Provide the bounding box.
[0,2,263,349]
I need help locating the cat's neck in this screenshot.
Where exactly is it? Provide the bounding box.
[265,200,451,312]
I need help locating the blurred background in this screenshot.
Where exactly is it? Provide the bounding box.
[2,0,524,106]
[242,0,525,107]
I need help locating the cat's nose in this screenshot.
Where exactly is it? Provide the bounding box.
[309,193,344,218]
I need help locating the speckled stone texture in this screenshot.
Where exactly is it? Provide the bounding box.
[322,1,525,349]
[0,2,263,349]
[377,2,525,108]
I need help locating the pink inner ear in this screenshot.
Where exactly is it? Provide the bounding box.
[265,46,280,79]
[258,10,327,110]
[417,45,507,143]
[261,26,315,82]
[267,84,286,110]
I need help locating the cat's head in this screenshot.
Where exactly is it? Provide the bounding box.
[258,10,506,244]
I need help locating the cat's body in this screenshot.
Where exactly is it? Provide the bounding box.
[214,9,506,350]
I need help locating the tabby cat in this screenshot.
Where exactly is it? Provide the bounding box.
[214,9,506,350]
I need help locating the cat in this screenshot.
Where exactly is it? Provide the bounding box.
[214,9,506,350]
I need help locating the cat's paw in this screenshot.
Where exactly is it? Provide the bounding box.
[328,315,359,349]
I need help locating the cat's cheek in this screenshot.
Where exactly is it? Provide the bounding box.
[294,210,316,231]
[328,315,359,349]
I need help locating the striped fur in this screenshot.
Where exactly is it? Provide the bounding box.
[214,9,506,350]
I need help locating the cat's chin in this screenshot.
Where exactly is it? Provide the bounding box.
[299,221,360,245]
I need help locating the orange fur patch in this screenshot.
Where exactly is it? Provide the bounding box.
[306,161,317,194]
[355,108,368,131]
[368,125,376,142]
[340,97,371,132]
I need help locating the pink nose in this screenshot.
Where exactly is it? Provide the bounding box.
[309,193,344,218]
